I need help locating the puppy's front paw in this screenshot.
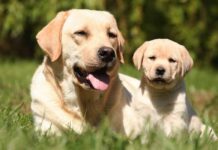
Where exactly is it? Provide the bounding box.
[161,115,187,137]
[200,125,218,141]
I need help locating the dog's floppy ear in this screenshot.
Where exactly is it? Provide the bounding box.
[117,30,125,63]
[133,42,148,70]
[180,46,193,76]
[36,11,69,62]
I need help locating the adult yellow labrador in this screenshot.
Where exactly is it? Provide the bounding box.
[132,39,217,139]
[30,9,141,137]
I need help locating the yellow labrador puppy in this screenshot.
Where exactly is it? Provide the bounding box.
[132,39,217,139]
[31,9,142,137]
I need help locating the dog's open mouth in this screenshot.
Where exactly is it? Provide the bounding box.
[73,66,109,91]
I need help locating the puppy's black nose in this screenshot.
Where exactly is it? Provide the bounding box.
[98,47,115,63]
[156,67,165,76]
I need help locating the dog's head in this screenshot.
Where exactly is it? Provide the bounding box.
[36,9,125,91]
[133,39,193,90]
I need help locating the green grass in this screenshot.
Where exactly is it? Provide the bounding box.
[0,60,218,150]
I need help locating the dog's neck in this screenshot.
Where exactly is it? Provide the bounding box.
[44,57,120,126]
[140,75,185,96]
[140,75,186,114]
[73,84,104,125]
[73,75,119,125]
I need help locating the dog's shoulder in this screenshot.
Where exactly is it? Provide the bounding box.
[31,63,46,88]
[30,61,58,102]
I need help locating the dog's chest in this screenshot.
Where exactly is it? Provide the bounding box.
[141,91,188,122]
[60,79,80,112]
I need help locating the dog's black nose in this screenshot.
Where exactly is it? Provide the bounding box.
[156,67,165,76]
[98,47,115,63]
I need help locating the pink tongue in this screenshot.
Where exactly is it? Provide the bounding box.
[86,73,109,91]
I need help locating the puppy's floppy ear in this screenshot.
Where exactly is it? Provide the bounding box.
[36,11,69,62]
[180,46,193,76]
[133,42,148,70]
[117,30,125,63]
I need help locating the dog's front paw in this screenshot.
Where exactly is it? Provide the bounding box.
[67,119,87,134]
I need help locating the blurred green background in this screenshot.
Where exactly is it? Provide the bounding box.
[1,0,218,68]
[0,1,218,149]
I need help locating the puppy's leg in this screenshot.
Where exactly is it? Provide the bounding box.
[31,100,85,135]
[130,101,157,139]
[161,115,187,137]
[200,124,218,140]
[189,115,217,140]
[122,105,145,139]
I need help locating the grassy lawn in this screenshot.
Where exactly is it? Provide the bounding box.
[0,60,217,149]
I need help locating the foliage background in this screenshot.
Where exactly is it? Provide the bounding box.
[1,0,218,67]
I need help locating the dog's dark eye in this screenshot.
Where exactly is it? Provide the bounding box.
[169,58,176,63]
[108,32,117,38]
[74,30,87,36]
[148,56,156,60]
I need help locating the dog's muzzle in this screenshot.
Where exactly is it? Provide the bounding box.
[72,47,117,91]
[73,65,110,91]
[155,66,165,77]
[98,47,115,63]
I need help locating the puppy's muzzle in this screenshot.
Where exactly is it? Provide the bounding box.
[156,66,165,77]
[152,66,168,84]
[98,46,115,63]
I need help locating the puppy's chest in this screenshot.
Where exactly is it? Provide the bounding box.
[142,94,188,123]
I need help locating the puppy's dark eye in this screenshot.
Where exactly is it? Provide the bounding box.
[74,30,87,36]
[108,32,117,38]
[169,58,177,63]
[148,56,156,60]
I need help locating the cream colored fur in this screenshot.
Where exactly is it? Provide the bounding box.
[31,9,142,138]
[132,39,217,140]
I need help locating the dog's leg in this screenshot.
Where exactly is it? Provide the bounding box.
[34,115,62,135]
[31,100,85,135]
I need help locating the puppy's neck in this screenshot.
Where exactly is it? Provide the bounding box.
[140,76,187,114]
[140,76,185,98]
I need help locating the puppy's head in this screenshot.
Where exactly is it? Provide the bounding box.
[133,39,193,90]
[36,9,125,91]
